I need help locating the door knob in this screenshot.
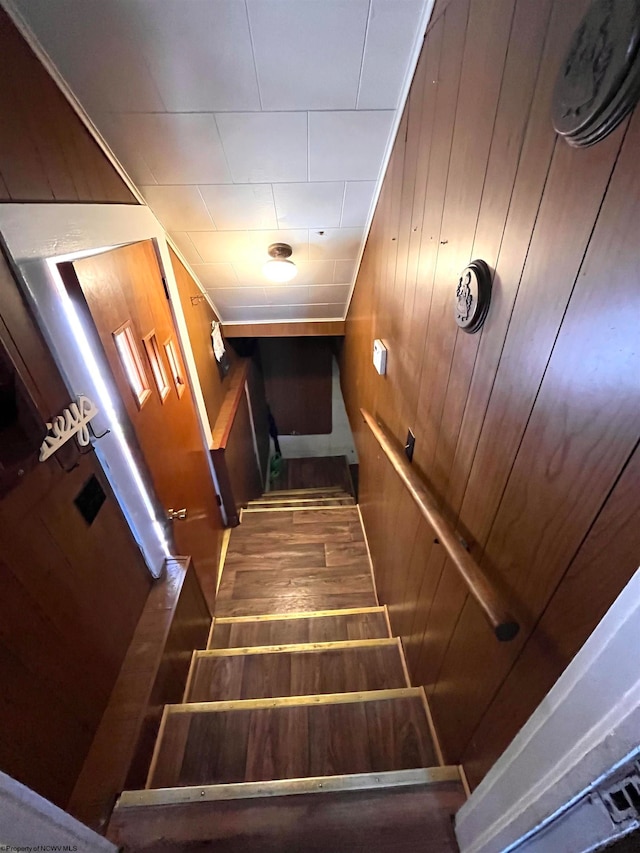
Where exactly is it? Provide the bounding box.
[167,507,187,521]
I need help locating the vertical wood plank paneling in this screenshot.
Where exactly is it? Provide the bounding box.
[0,249,151,806]
[429,109,637,760]
[169,247,231,435]
[463,441,640,787]
[341,0,640,784]
[0,8,135,203]
[412,0,514,477]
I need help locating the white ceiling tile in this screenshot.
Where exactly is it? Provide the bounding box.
[15,0,166,113]
[308,228,364,261]
[342,182,377,227]
[334,259,357,282]
[294,304,346,319]
[141,186,214,231]
[232,258,334,287]
[191,263,238,288]
[358,0,426,109]
[215,113,307,183]
[96,113,157,186]
[199,185,277,230]
[122,114,231,184]
[168,232,203,265]
[189,230,309,264]
[128,0,260,111]
[263,286,312,306]
[222,304,343,322]
[309,111,394,181]
[247,0,369,110]
[307,284,351,303]
[293,261,337,285]
[273,182,345,229]
[207,288,268,308]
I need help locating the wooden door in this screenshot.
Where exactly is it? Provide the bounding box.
[66,241,222,608]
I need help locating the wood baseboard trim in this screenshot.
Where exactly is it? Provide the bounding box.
[358,504,380,607]
[182,650,198,703]
[214,606,386,624]
[145,705,170,790]
[458,763,472,799]
[118,765,462,809]
[397,636,412,688]
[419,687,446,768]
[167,687,422,714]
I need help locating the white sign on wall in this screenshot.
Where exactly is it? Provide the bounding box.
[39,395,99,462]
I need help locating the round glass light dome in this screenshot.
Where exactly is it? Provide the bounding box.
[262,258,297,282]
[263,243,297,283]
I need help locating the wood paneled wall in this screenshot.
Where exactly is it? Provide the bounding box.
[341,0,640,789]
[0,8,135,203]
[169,248,235,436]
[261,337,333,436]
[0,249,151,807]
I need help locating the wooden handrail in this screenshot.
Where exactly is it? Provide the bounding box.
[211,359,250,449]
[361,409,519,642]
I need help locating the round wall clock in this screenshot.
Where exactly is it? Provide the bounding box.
[552,0,640,148]
[454,259,492,334]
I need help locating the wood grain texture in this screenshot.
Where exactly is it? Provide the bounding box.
[216,507,377,617]
[67,241,224,608]
[223,320,345,338]
[340,0,639,784]
[108,781,464,852]
[272,455,353,492]
[187,643,406,701]
[68,559,210,832]
[0,8,135,203]
[210,610,390,648]
[260,338,332,436]
[149,695,436,787]
[168,248,230,434]
[0,251,150,808]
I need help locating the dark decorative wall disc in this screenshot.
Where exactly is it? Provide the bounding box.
[454,260,492,334]
[552,0,640,148]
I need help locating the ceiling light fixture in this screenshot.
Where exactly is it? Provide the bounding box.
[263,243,297,283]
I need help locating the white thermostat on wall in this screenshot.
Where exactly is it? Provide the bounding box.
[373,339,387,375]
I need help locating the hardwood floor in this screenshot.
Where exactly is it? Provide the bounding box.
[215,506,377,617]
[148,692,437,788]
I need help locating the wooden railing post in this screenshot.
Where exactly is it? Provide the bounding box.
[361,409,519,642]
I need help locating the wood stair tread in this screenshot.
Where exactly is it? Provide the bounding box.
[185,639,407,702]
[253,487,349,500]
[109,771,465,851]
[147,689,437,788]
[209,607,391,648]
[244,498,355,509]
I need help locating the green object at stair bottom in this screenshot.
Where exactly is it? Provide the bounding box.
[269,452,283,485]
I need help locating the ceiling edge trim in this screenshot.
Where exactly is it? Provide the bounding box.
[342,0,437,324]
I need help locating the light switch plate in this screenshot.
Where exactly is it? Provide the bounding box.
[373,339,387,375]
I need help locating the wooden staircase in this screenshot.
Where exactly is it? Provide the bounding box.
[108,488,466,851]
